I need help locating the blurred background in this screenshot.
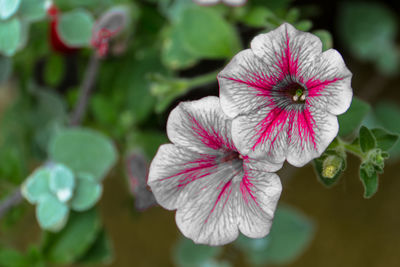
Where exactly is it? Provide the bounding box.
[0,0,399,266]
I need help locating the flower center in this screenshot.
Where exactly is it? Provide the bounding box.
[286,83,307,103]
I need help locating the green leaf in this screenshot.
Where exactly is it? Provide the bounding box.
[18,0,46,22]
[162,26,199,70]
[21,167,52,204]
[178,6,241,59]
[359,126,376,153]
[0,0,21,20]
[78,229,113,264]
[128,130,168,158]
[57,9,94,47]
[36,194,69,232]
[70,173,102,212]
[49,164,75,203]
[0,55,12,83]
[337,2,398,74]
[313,30,333,51]
[338,97,371,137]
[0,248,28,267]
[359,164,378,198]
[240,6,275,27]
[173,237,222,267]
[44,53,64,87]
[0,17,21,56]
[42,209,101,264]
[371,128,399,152]
[235,205,314,265]
[48,128,117,181]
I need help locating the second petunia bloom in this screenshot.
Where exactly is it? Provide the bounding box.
[148,97,282,246]
[218,23,353,167]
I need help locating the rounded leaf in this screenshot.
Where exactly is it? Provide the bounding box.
[0,17,21,56]
[0,0,21,20]
[49,164,75,203]
[21,167,52,204]
[18,0,46,22]
[48,128,117,181]
[57,9,94,47]
[70,173,102,212]
[36,194,69,232]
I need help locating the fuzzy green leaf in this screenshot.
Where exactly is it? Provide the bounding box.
[359,126,376,153]
[77,229,113,264]
[371,128,399,152]
[173,237,222,267]
[359,164,378,198]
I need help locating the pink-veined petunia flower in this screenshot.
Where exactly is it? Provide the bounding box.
[193,0,247,7]
[217,23,353,167]
[148,96,282,246]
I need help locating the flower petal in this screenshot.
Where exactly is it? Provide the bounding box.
[250,23,323,81]
[148,144,282,245]
[175,167,281,245]
[218,49,275,118]
[237,169,281,238]
[148,144,219,210]
[167,96,235,154]
[285,107,338,167]
[305,49,353,115]
[231,105,289,164]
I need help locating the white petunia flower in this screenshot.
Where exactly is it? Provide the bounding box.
[193,0,247,7]
[148,96,282,246]
[218,23,353,167]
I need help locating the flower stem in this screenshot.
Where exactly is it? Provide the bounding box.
[0,189,23,220]
[339,138,365,160]
[185,70,220,89]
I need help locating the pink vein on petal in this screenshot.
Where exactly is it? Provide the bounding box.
[160,155,217,188]
[240,172,259,205]
[306,77,342,97]
[187,113,235,151]
[205,179,233,223]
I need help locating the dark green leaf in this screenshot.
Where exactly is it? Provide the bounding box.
[173,237,221,267]
[70,173,102,212]
[161,26,199,70]
[0,56,12,83]
[178,6,241,59]
[42,209,101,264]
[371,128,399,152]
[359,164,378,198]
[48,128,117,181]
[44,53,64,87]
[128,130,168,158]
[338,97,371,137]
[359,126,376,153]
[337,2,398,75]
[240,6,275,27]
[78,229,113,264]
[313,30,333,51]
[235,205,314,265]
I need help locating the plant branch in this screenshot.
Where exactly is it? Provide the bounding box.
[0,189,23,220]
[70,53,101,126]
